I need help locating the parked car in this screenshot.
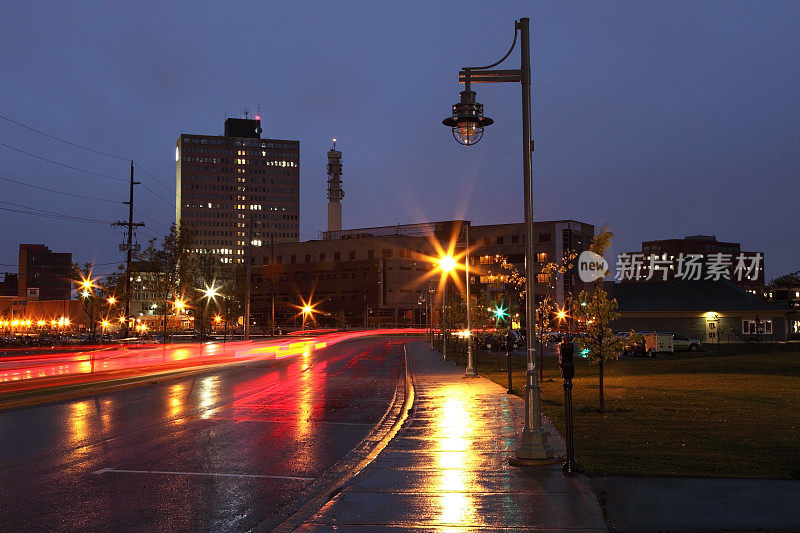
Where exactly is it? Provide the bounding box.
[663,332,702,352]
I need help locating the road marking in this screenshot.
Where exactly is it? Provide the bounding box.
[93,467,314,482]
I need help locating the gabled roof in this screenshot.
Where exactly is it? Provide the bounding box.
[610,279,786,312]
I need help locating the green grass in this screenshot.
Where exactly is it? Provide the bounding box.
[449,343,800,479]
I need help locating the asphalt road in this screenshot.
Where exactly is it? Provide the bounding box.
[0,336,407,532]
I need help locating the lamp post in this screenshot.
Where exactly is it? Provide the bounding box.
[428,281,436,350]
[443,17,552,460]
[438,255,455,363]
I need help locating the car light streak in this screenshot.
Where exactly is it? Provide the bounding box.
[0,329,426,396]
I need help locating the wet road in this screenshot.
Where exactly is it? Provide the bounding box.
[0,337,408,531]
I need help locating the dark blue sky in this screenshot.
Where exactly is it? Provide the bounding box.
[1,2,798,279]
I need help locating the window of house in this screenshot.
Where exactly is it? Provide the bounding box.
[497,236,504,244]
[537,273,551,283]
[319,253,326,262]
[511,235,519,244]
[305,254,311,263]
[483,237,490,245]
[539,233,552,242]
[290,255,296,264]
[382,248,393,258]
[334,252,341,261]
[537,252,547,263]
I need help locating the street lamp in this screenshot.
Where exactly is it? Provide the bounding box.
[302,304,313,331]
[442,17,553,461]
[442,85,494,146]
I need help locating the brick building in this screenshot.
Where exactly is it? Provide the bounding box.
[250,219,594,328]
[17,244,72,300]
[621,235,764,294]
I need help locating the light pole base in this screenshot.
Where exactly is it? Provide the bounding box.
[464,367,477,377]
[514,429,554,461]
[509,455,560,467]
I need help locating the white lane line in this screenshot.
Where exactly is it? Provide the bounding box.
[92,467,314,482]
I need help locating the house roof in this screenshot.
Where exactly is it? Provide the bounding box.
[610,279,787,312]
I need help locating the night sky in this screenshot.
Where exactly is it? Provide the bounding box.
[1,2,798,280]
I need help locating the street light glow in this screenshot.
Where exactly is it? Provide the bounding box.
[107,296,116,305]
[438,255,457,272]
[202,283,220,302]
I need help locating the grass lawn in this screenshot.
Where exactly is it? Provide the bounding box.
[459,345,800,479]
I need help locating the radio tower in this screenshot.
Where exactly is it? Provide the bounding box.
[326,139,344,233]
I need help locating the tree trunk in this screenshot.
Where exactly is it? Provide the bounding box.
[599,358,605,413]
[162,305,168,344]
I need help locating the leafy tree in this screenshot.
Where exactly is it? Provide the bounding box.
[572,288,632,413]
[571,228,640,413]
[768,270,800,289]
[535,295,555,381]
[335,309,347,330]
[217,262,246,337]
[73,262,115,340]
[141,223,195,341]
[192,252,221,339]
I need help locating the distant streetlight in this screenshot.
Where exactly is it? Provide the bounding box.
[107,296,117,306]
[436,245,476,377]
[302,304,313,331]
[442,17,552,461]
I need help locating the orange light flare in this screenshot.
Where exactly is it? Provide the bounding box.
[555,306,568,325]
[291,295,324,329]
[407,230,481,298]
[75,270,98,293]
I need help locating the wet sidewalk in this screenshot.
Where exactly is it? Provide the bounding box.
[298,340,607,531]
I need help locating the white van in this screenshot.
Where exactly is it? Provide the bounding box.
[643,332,674,356]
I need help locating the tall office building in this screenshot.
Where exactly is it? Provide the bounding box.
[176,117,300,263]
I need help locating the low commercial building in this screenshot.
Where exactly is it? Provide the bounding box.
[250,219,595,328]
[610,279,790,342]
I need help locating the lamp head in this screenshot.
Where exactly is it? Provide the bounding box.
[442,89,493,146]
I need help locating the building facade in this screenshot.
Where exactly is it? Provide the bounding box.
[250,219,594,328]
[621,235,764,294]
[17,244,72,300]
[176,117,300,264]
[610,279,790,342]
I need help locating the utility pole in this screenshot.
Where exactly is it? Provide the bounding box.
[270,233,275,336]
[244,214,252,341]
[112,161,144,337]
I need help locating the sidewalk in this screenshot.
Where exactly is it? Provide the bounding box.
[298,340,607,531]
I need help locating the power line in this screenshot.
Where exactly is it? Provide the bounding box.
[0,114,180,204]
[134,209,172,230]
[0,201,115,224]
[0,113,129,161]
[134,162,180,200]
[0,173,121,204]
[0,140,127,182]
[140,183,176,208]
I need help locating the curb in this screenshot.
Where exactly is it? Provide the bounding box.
[262,344,415,533]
